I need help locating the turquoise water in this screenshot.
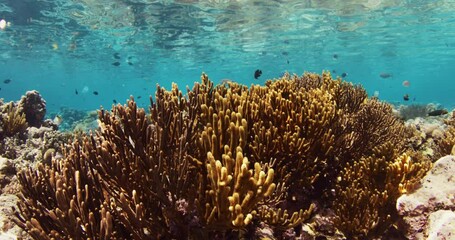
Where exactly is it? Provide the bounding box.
[0,0,454,114]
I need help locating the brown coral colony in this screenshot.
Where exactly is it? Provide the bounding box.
[13,72,431,239]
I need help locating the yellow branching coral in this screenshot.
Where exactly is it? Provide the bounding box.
[14,71,429,239]
[204,147,275,228]
[14,142,114,239]
[332,143,430,239]
[257,203,316,230]
[192,73,306,230]
[1,102,28,137]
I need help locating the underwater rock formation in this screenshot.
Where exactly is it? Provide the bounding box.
[396,155,455,240]
[18,90,46,128]
[12,72,431,239]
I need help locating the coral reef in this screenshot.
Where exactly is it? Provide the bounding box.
[12,72,431,239]
[395,104,433,120]
[0,92,72,239]
[48,107,98,132]
[432,111,455,158]
[18,91,47,128]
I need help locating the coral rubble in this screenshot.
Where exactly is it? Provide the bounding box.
[11,72,433,239]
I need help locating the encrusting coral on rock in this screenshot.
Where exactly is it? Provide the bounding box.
[11,72,433,239]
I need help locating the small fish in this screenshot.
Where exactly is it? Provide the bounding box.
[52,43,59,51]
[281,51,289,56]
[75,89,78,95]
[93,91,99,95]
[114,53,120,59]
[341,72,347,78]
[332,70,337,73]
[287,60,289,64]
[113,99,117,104]
[82,86,89,93]
[254,69,262,79]
[128,56,133,60]
[128,61,133,66]
[53,115,63,126]
[373,90,379,98]
[333,54,338,59]
[402,80,410,87]
[379,72,393,78]
[428,109,448,116]
[403,94,409,101]
[3,79,11,84]
[137,96,142,99]
[112,62,120,66]
[283,40,290,44]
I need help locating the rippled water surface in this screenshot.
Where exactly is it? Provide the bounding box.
[0,0,454,112]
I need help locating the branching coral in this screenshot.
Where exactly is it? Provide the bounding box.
[14,140,112,239]
[14,71,430,239]
[332,143,430,239]
[433,112,455,158]
[1,102,28,138]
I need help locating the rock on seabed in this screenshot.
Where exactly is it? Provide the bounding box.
[396,155,455,240]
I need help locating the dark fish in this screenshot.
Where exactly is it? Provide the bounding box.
[137,96,142,99]
[403,94,409,101]
[332,70,337,73]
[281,51,289,56]
[128,56,133,60]
[93,91,99,95]
[341,72,347,78]
[114,53,121,59]
[254,69,262,79]
[128,62,133,66]
[3,79,11,84]
[333,54,338,59]
[75,89,78,95]
[379,72,393,78]
[287,60,289,64]
[113,99,117,104]
[112,62,120,66]
[0,88,2,91]
[283,40,290,44]
[428,109,448,116]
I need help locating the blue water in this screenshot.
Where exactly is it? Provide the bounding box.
[0,0,454,114]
